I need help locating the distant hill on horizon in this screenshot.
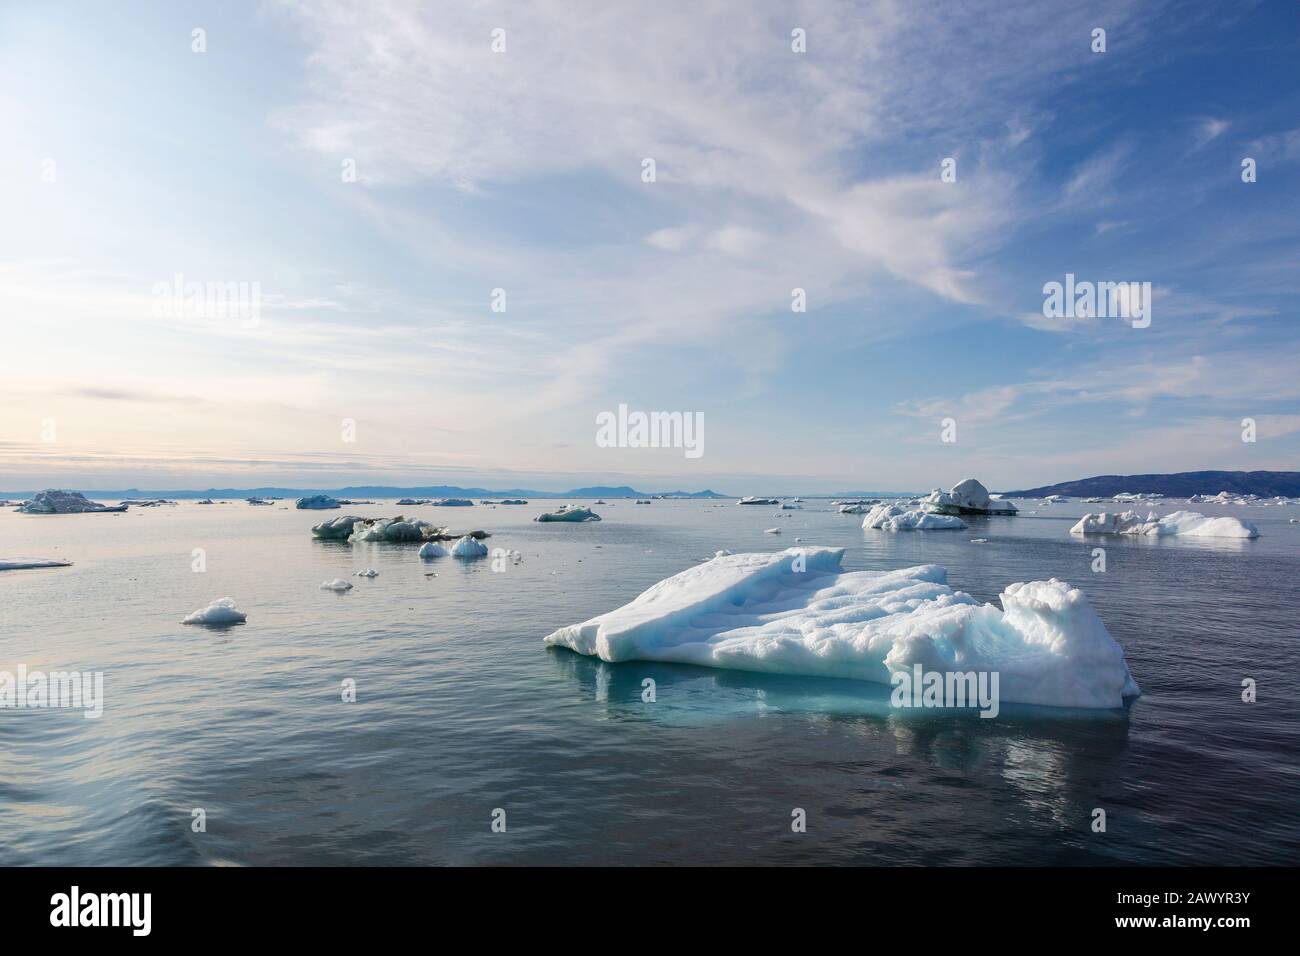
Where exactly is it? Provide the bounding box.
[1002,470,1300,498]
[0,484,730,501]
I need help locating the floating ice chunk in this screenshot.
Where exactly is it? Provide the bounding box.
[1070,510,1259,538]
[0,559,72,571]
[418,542,449,559]
[18,489,126,514]
[430,498,474,507]
[920,479,1017,516]
[182,597,247,625]
[311,515,366,539]
[354,568,379,577]
[296,494,341,510]
[348,517,435,542]
[450,535,489,558]
[737,496,779,505]
[543,548,1139,709]
[764,527,781,534]
[862,504,968,531]
[320,579,353,591]
[535,507,601,522]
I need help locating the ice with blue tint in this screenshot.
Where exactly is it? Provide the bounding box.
[545,547,1139,709]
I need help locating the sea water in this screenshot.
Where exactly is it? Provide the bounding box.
[1,498,1296,864]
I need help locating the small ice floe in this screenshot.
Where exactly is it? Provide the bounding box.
[18,489,127,514]
[247,497,273,506]
[182,597,247,625]
[320,579,353,591]
[764,527,781,534]
[354,568,379,577]
[311,515,367,539]
[920,479,1018,516]
[970,538,988,544]
[418,542,449,559]
[430,498,474,507]
[737,496,779,505]
[451,535,489,558]
[862,504,967,531]
[0,559,72,571]
[535,507,601,522]
[1070,510,1259,539]
[544,548,1140,709]
[714,549,732,557]
[295,494,341,510]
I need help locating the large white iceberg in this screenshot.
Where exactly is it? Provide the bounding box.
[18,490,127,514]
[182,597,247,625]
[862,504,968,531]
[921,479,1017,516]
[1070,510,1259,539]
[296,494,341,510]
[544,547,1139,709]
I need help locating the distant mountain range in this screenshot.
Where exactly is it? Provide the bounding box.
[1002,471,1300,498]
[0,484,730,501]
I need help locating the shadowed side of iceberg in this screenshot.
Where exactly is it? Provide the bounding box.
[543,547,1139,710]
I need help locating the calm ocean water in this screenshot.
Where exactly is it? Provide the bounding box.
[1,498,1297,865]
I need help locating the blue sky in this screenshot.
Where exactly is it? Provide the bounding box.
[1,0,1298,493]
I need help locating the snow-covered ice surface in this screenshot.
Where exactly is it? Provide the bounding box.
[544,547,1139,709]
[862,504,968,531]
[1071,510,1260,539]
[182,597,247,625]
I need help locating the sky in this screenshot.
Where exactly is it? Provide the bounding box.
[1,0,1298,494]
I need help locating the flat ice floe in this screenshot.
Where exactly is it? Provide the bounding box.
[0,559,72,571]
[862,504,968,531]
[1070,510,1259,538]
[182,597,247,625]
[535,506,601,522]
[544,547,1140,709]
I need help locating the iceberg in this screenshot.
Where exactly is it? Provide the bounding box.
[430,498,474,507]
[544,548,1139,709]
[296,494,341,510]
[920,479,1018,516]
[354,568,379,577]
[535,507,601,522]
[182,597,247,625]
[0,559,72,571]
[450,534,489,558]
[311,515,367,540]
[17,490,127,514]
[320,579,353,591]
[862,503,968,531]
[418,542,449,559]
[1070,510,1259,539]
[737,496,780,505]
[348,517,436,543]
